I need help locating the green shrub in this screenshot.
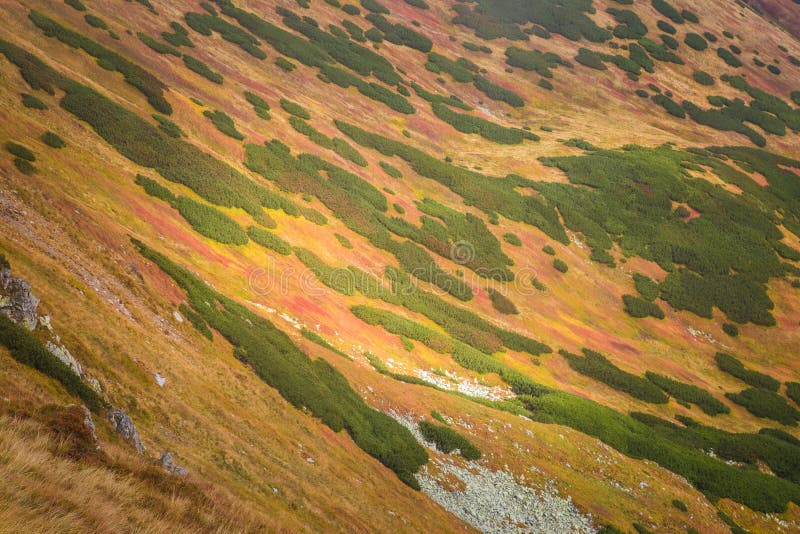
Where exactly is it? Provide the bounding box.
[684,33,707,51]
[660,34,679,49]
[652,0,683,24]
[280,98,311,119]
[301,328,351,359]
[21,93,47,109]
[657,20,676,34]
[722,323,739,337]
[542,245,555,255]
[13,158,35,175]
[715,353,780,391]
[352,305,453,353]
[531,277,547,291]
[759,427,800,446]
[365,13,432,53]
[173,196,248,245]
[178,303,213,339]
[247,226,291,255]
[5,141,34,161]
[632,273,659,301]
[692,70,714,85]
[244,91,271,120]
[487,288,518,315]
[652,94,685,118]
[393,240,473,301]
[726,388,800,426]
[136,174,176,202]
[672,499,687,512]
[183,54,223,83]
[184,11,265,59]
[463,41,491,54]
[162,22,194,48]
[718,47,742,67]
[431,102,537,145]
[334,233,352,248]
[275,56,296,71]
[151,114,182,137]
[622,294,665,319]
[203,110,244,140]
[418,421,481,460]
[786,382,800,406]
[137,32,181,56]
[342,4,360,15]
[553,258,568,273]
[451,0,610,43]
[41,131,66,148]
[294,248,355,296]
[84,14,108,30]
[562,349,669,404]
[717,511,749,534]
[65,0,86,11]
[503,233,521,246]
[504,46,565,78]
[681,10,699,23]
[0,314,105,412]
[608,8,647,40]
[575,48,607,70]
[645,372,730,415]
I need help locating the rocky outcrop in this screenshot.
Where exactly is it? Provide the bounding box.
[160,451,187,476]
[80,404,98,444]
[108,408,144,455]
[0,266,39,330]
[46,341,84,377]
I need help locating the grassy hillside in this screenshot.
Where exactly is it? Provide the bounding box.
[1,0,799,531]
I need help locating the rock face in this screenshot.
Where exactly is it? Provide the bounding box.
[46,341,84,377]
[108,408,144,455]
[0,267,39,330]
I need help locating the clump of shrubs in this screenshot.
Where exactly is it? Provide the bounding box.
[562,349,669,404]
[715,353,779,391]
[418,421,481,460]
[487,288,519,315]
[41,131,66,148]
[726,388,800,426]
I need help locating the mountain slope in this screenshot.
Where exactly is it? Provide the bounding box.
[1,0,799,531]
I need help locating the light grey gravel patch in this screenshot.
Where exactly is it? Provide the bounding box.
[388,410,596,534]
[417,460,596,534]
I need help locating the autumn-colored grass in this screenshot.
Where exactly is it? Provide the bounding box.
[0,0,799,531]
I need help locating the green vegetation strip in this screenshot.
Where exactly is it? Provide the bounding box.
[0,313,105,412]
[134,240,427,488]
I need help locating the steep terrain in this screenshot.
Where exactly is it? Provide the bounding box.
[1,0,799,531]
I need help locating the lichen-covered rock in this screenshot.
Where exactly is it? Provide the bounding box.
[108,408,144,454]
[46,341,83,377]
[80,405,98,443]
[161,451,188,476]
[153,372,166,387]
[0,267,39,330]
